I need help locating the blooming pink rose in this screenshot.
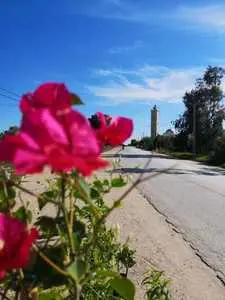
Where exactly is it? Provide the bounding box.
[20,82,73,115]
[0,108,108,176]
[0,214,38,279]
[95,112,133,147]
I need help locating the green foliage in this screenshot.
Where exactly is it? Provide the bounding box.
[0,164,171,300]
[154,135,175,151]
[38,190,58,210]
[208,134,225,164]
[67,259,86,282]
[13,206,32,224]
[0,171,16,212]
[110,277,135,300]
[111,176,127,188]
[142,269,171,300]
[175,66,225,154]
[130,139,138,147]
[35,216,59,238]
[137,137,154,151]
[117,244,136,274]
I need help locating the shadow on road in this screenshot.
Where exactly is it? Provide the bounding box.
[103,153,170,159]
[103,150,225,176]
[111,167,225,176]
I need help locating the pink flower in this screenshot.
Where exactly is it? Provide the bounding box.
[20,82,73,115]
[0,214,38,279]
[95,112,133,147]
[0,108,108,176]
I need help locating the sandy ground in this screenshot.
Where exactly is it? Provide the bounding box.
[18,154,225,299]
[19,170,56,222]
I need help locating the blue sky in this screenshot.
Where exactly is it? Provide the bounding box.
[1,0,225,139]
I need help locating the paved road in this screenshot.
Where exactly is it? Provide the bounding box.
[115,147,225,281]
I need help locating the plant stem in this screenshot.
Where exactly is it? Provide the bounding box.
[11,182,58,206]
[69,177,100,219]
[75,283,81,300]
[61,176,75,256]
[69,196,75,248]
[33,244,68,277]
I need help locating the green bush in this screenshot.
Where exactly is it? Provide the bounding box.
[138,137,154,150]
[142,269,171,300]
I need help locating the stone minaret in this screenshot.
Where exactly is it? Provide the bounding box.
[151,105,159,138]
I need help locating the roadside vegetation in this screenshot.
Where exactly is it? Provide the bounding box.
[130,66,225,167]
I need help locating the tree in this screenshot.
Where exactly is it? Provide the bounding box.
[138,137,154,150]
[175,66,225,153]
[130,139,138,146]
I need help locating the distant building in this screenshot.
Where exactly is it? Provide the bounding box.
[151,105,159,138]
[163,129,175,137]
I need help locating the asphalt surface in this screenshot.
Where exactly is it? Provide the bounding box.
[113,147,225,282]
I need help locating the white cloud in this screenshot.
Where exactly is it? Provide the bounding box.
[176,5,225,31]
[87,65,202,104]
[109,40,143,54]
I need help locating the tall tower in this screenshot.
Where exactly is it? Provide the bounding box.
[151,105,159,138]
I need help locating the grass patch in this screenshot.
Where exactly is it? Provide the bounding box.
[168,152,208,163]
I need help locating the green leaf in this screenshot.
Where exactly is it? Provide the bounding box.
[71,93,84,105]
[72,175,90,200]
[72,220,86,249]
[78,176,90,195]
[93,179,104,192]
[73,220,86,239]
[0,181,16,212]
[103,179,110,186]
[35,216,58,236]
[38,290,62,300]
[0,190,9,212]
[110,277,135,300]
[67,259,86,282]
[98,270,119,279]
[111,177,127,188]
[13,206,32,223]
[90,188,101,199]
[38,190,57,210]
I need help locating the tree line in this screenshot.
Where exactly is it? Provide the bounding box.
[130,66,225,165]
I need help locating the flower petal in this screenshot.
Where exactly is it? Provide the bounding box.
[62,110,100,156]
[104,117,133,145]
[22,109,69,148]
[13,148,46,174]
[33,83,72,109]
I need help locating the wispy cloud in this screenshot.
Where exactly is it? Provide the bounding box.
[79,1,225,33]
[79,0,161,24]
[87,65,202,105]
[109,40,143,54]
[176,5,225,32]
